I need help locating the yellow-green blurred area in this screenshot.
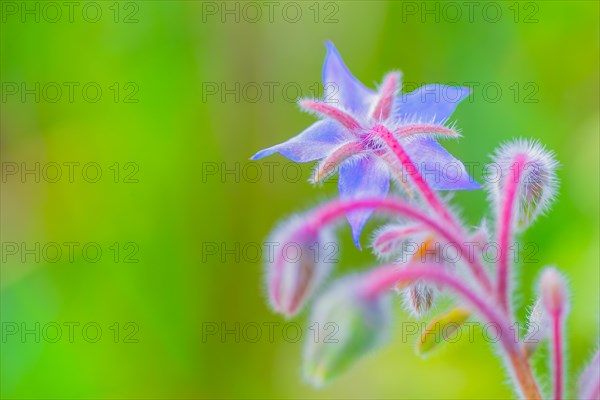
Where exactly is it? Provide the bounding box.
[1,1,598,399]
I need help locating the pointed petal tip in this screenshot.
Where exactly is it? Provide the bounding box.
[350,224,364,250]
[250,149,270,160]
[459,180,482,190]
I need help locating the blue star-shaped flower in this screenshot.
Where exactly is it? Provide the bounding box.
[252,41,479,246]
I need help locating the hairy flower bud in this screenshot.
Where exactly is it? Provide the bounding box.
[539,267,568,316]
[489,139,559,230]
[403,283,434,317]
[303,275,391,387]
[396,237,440,316]
[266,216,337,317]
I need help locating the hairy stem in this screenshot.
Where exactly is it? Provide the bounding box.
[360,265,542,400]
[369,125,494,293]
[371,124,457,226]
[497,154,527,310]
[508,351,543,400]
[306,198,493,293]
[361,266,509,337]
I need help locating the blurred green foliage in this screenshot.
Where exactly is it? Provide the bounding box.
[1,1,598,398]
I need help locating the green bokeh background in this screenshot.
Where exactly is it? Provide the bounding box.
[1,1,598,399]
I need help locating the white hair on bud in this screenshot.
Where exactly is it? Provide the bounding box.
[488,138,559,230]
[402,283,435,317]
[539,266,569,315]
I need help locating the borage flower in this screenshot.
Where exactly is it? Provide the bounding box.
[252,41,479,246]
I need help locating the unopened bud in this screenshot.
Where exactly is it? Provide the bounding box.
[539,267,568,316]
[490,139,559,230]
[403,283,434,317]
[303,275,391,387]
[266,216,337,317]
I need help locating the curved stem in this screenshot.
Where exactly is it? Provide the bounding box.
[360,265,542,399]
[361,266,510,340]
[305,198,493,293]
[368,126,496,295]
[497,154,527,310]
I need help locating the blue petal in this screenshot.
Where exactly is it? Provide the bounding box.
[403,137,480,190]
[338,155,390,248]
[251,120,352,162]
[392,85,471,124]
[322,41,375,117]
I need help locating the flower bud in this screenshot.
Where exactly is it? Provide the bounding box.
[266,216,337,317]
[489,139,559,230]
[303,275,392,387]
[539,267,568,316]
[417,307,470,356]
[403,283,434,317]
[396,237,439,316]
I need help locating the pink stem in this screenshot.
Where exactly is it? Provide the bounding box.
[368,126,493,292]
[362,265,512,345]
[497,154,527,310]
[360,265,541,399]
[297,197,540,398]
[590,384,600,400]
[371,125,457,227]
[304,198,493,292]
[551,311,564,400]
